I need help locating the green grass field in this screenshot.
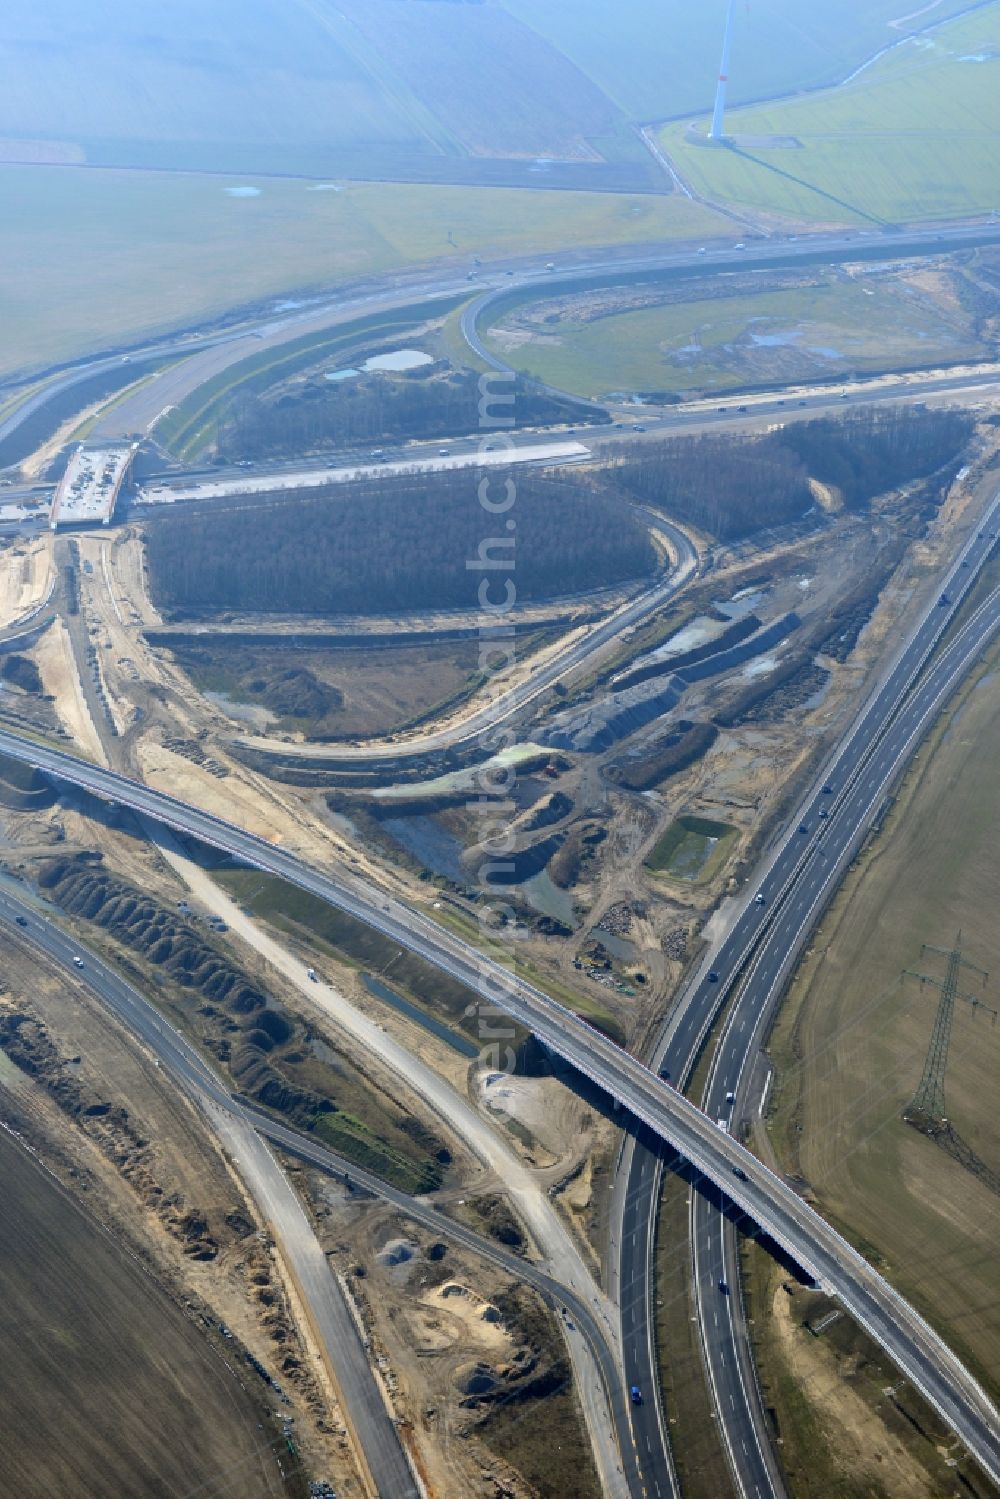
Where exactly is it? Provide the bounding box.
[504,0,982,121]
[646,814,737,882]
[661,7,1000,226]
[0,167,729,376]
[5,0,983,176]
[486,271,984,397]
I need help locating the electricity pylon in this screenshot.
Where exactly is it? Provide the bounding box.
[904,934,994,1127]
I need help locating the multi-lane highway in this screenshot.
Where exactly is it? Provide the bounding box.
[0,884,421,1499]
[4,218,1000,466]
[616,487,1000,1497]
[0,879,637,1498]
[2,216,1000,1494]
[0,502,998,1486]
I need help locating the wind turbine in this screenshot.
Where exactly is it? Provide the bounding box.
[709,0,737,142]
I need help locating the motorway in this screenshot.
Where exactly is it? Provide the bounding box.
[615,486,1000,1497]
[0,514,998,1488]
[4,219,1000,466]
[0,881,636,1498]
[2,217,1000,1496]
[0,884,419,1499]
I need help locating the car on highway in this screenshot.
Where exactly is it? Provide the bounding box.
[14,915,28,927]
[630,1384,643,1405]
[822,784,834,794]
[939,594,950,606]
[754,892,765,905]
[732,1167,748,1182]
[799,823,809,833]
[708,971,719,983]
[697,246,707,254]
[718,1279,729,1294]
[72,955,84,968]
[819,808,829,819]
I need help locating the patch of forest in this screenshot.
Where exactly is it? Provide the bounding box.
[609,406,973,540]
[217,370,603,461]
[0,654,43,694]
[144,471,656,617]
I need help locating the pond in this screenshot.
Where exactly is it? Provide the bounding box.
[361,974,478,1058]
[363,349,434,373]
[520,870,577,929]
[381,814,467,885]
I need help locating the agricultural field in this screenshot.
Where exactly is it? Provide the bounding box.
[4,0,983,179]
[661,7,1000,225]
[503,0,983,121]
[764,641,1000,1395]
[0,1129,286,1498]
[0,167,728,377]
[0,0,443,171]
[334,0,621,160]
[485,266,988,398]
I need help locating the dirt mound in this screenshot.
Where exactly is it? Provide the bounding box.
[36,854,327,1126]
[33,853,451,1191]
[0,1003,220,1260]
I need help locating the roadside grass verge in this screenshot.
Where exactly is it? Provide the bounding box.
[156,301,462,460]
[741,1236,996,1497]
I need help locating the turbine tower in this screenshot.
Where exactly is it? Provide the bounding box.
[709,0,737,142]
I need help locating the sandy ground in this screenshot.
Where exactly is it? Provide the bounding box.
[0,536,53,632]
[19,392,130,479]
[0,935,361,1496]
[418,1280,512,1353]
[149,826,626,1498]
[769,1281,936,1498]
[33,617,104,760]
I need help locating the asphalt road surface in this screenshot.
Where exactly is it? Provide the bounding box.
[0,587,998,1485]
[0,881,641,1496]
[4,218,999,464]
[615,487,1000,1497]
[0,884,419,1499]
